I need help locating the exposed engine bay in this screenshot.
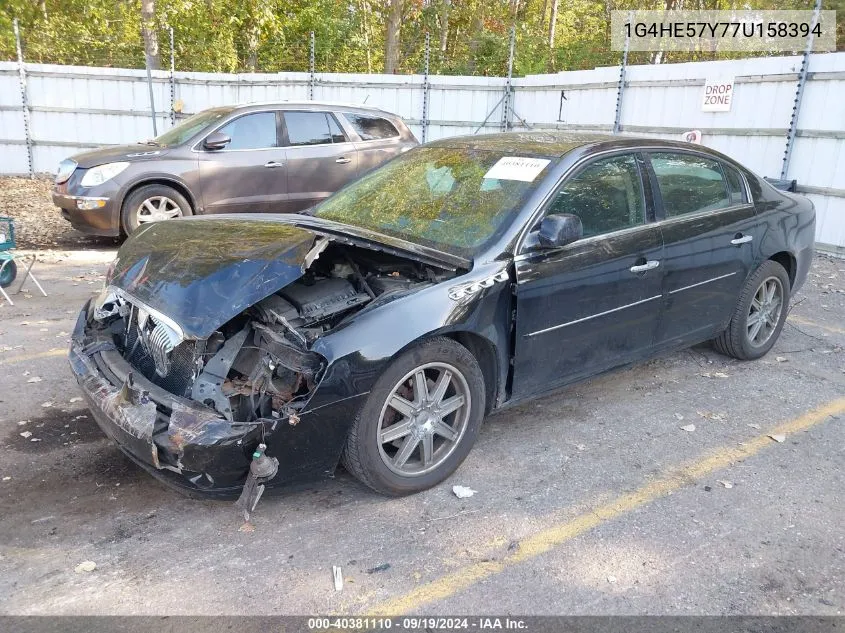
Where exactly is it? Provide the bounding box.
[93,242,454,425]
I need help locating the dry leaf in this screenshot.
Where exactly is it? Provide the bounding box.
[74,561,97,573]
[769,434,786,443]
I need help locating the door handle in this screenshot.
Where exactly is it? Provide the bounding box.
[335,157,352,164]
[630,260,660,273]
[731,234,753,245]
[264,161,285,168]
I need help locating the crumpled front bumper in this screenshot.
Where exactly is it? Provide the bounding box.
[69,302,367,497]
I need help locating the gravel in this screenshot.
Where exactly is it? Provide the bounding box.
[0,177,117,250]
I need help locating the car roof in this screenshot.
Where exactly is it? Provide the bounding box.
[233,100,400,117]
[426,131,732,160]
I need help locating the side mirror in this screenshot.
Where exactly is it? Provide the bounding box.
[537,214,583,248]
[203,132,231,151]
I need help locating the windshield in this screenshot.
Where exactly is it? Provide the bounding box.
[314,147,554,257]
[151,107,233,147]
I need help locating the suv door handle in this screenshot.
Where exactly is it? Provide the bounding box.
[335,157,352,164]
[731,234,753,245]
[264,161,285,168]
[630,260,660,273]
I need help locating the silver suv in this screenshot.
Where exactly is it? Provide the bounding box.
[52,102,418,236]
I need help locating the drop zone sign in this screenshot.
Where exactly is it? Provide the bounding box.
[702,77,735,112]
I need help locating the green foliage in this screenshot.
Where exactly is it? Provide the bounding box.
[1,0,841,74]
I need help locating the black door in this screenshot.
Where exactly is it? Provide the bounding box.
[512,153,664,399]
[646,152,758,347]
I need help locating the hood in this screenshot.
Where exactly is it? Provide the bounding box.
[109,219,316,339]
[72,144,170,168]
[107,215,469,340]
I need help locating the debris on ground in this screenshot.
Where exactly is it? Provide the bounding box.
[747,423,761,429]
[697,411,726,422]
[2,476,10,481]
[776,356,788,363]
[19,431,32,439]
[452,485,477,498]
[680,424,696,432]
[40,402,52,408]
[74,561,97,573]
[717,480,734,489]
[69,397,82,403]
[26,376,42,383]
[238,522,255,533]
[674,413,684,421]
[332,566,343,591]
[769,434,786,443]
[366,563,391,574]
[607,575,617,583]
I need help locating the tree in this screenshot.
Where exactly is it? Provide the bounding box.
[141,0,160,69]
[384,0,402,73]
[548,0,558,48]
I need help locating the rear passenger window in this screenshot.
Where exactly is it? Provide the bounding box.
[650,153,730,217]
[216,112,277,150]
[284,112,342,146]
[548,154,645,238]
[723,163,747,204]
[344,113,400,140]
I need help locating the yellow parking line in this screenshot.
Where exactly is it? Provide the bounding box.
[788,315,845,335]
[366,397,845,616]
[0,348,66,365]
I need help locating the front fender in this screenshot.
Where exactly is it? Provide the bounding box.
[311,260,514,406]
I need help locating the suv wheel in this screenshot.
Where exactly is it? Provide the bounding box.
[121,184,192,235]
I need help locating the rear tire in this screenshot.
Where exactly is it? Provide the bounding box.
[120,184,192,235]
[341,337,485,496]
[713,260,790,360]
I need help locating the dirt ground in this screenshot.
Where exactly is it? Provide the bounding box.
[0,177,117,250]
[0,249,842,616]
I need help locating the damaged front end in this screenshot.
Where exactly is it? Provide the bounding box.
[69,227,457,496]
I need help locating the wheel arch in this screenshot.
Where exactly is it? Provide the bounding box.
[119,177,197,217]
[767,251,797,288]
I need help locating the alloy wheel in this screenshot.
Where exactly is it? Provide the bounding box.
[746,276,784,348]
[136,196,183,224]
[377,362,471,477]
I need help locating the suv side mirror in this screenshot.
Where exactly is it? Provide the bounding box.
[203,132,231,151]
[537,214,583,248]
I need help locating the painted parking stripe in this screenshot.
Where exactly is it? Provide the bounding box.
[366,397,845,616]
[0,348,66,365]
[788,315,845,336]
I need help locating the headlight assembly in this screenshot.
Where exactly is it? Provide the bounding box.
[80,162,130,187]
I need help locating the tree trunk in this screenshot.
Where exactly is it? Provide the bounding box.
[384,0,403,74]
[141,0,160,70]
[439,0,451,54]
[539,0,548,32]
[548,0,559,49]
[360,0,372,73]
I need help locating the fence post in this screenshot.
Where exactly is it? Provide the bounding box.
[500,26,515,132]
[144,45,158,137]
[13,19,34,178]
[169,26,176,126]
[421,33,430,143]
[781,0,822,180]
[309,31,315,100]
[612,12,631,135]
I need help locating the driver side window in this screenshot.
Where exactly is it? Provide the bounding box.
[547,154,645,238]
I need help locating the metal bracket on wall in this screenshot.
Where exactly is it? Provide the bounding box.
[501,26,516,132]
[781,0,822,180]
[422,33,431,143]
[308,31,316,101]
[13,19,33,178]
[612,12,632,135]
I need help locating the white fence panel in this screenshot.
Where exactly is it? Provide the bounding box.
[0,52,842,250]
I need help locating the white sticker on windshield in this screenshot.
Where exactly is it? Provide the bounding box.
[483,156,551,182]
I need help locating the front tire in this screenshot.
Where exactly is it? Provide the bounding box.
[120,184,192,235]
[341,337,486,496]
[713,260,790,360]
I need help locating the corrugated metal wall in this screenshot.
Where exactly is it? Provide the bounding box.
[0,53,842,250]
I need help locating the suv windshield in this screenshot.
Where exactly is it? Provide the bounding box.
[151,107,233,147]
[314,147,554,257]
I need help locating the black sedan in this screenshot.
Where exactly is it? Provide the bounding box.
[69,132,815,499]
